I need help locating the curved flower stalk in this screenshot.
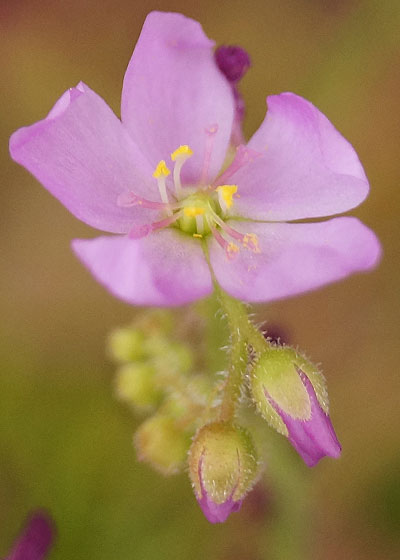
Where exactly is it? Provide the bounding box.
[9,11,380,306]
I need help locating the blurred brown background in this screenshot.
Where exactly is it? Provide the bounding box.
[1,1,399,559]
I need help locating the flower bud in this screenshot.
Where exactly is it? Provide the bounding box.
[151,339,194,375]
[215,45,251,83]
[134,414,190,475]
[250,346,341,467]
[108,327,146,362]
[188,422,258,523]
[115,363,162,411]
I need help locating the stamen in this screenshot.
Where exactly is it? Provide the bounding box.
[242,233,261,253]
[117,191,176,211]
[208,206,261,254]
[215,145,261,186]
[128,211,184,240]
[200,124,219,185]
[153,160,172,213]
[208,220,239,261]
[171,145,193,198]
[216,185,238,213]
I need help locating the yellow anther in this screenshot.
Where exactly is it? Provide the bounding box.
[193,233,203,239]
[153,160,171,178]
[227,242,240,259]
[183,207,206,218]
[171,145,193,161]
[217,185,238,209]
[242,233,261,254]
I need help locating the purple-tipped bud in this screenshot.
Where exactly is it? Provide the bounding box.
[250,347,341,467]
[215,46,251,83]
[6,510,54,560]
[188,422,258,523]
[215,45,251,147]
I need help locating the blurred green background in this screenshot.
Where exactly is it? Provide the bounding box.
[1,0,399,558]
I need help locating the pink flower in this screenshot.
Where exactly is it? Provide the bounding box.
[9,12,380,307]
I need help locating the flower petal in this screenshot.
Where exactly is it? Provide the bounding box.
[197,491,242,524]
[209,217,381,302]
[72,231,212,306]
[10,82,156,233]
[121,11,234,184]
[228,93,369,221]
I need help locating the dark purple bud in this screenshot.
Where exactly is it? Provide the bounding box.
[215,46,251,83]
[7,511,55,560]
[214,45,251,146]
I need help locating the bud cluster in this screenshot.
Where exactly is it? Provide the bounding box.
[109,310,198,475]
[109,305,341,524]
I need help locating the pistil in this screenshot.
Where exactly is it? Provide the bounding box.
[200,125,219,185]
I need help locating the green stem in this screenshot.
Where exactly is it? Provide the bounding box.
[214,284,270,421]
[218,330,246,421]
[215,284,268,355]
[202,242,271,420]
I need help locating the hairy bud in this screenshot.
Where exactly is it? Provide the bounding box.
[188,422,258,523]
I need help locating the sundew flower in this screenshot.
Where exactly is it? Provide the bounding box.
[10,11,380,307]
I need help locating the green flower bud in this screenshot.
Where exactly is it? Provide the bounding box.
[115,363,162,411]
[148,337,194,374]
[134,414,190,475]
[188,422,259,523]
[250,346,329,436]
[249,346,340,468]
[108,327,146,362]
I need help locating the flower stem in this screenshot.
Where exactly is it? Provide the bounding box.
[214,284,270,421]
[215,285,268,355]
[202,242,271,420]
[218,329,247,421]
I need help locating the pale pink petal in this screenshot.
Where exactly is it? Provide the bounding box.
[121,11,234,185]
[10,83,157,234]
[72,231,212,306]
[228,93,369,221]
[209,218,381,302]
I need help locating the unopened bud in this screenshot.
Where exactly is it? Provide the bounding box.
[151,339,193,375]
[250,346,341,467]
[188,422,258,523]
[108,327,146,362]
[215,45,251,83]
[134,414,190,475]
[115,363,162,411]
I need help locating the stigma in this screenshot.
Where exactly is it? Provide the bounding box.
[117,141,260,261]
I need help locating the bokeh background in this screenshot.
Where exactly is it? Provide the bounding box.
[1,0,399,558]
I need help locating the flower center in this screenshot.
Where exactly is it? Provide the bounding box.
[117,141,260,261]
